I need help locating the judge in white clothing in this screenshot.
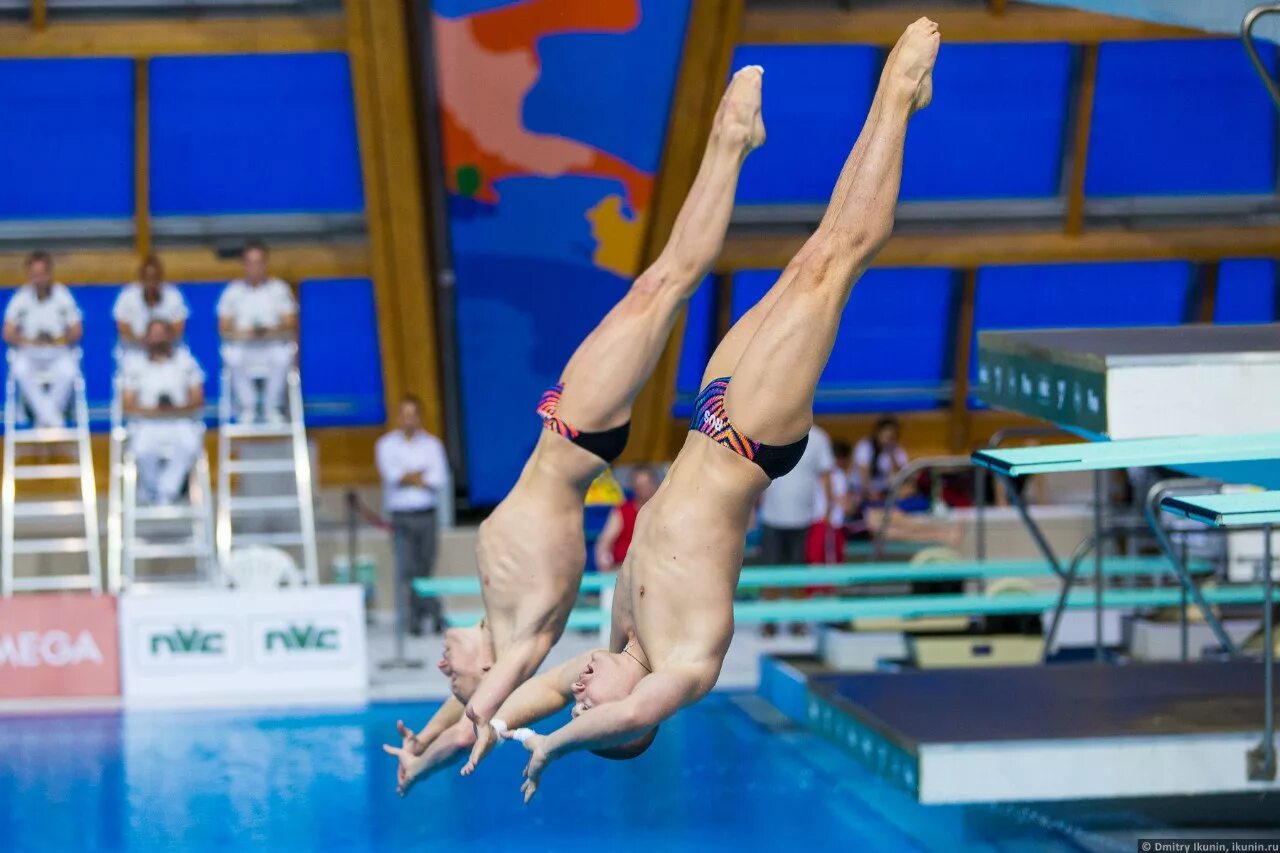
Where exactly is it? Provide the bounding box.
[217,241,297,424]
[113,255,188,366]
[123,320,206,506]
[3,252,83,428]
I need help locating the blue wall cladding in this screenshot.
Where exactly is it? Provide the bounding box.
[672,278,715,417]
[732,45,879,205]
[297,277,385,427]
[149,53,364,216]
[0,59,134,220]
[732,42,1072,205]
[1216,259,1277,324]
[971,260,1194,389]
[901,42,1073,200]
[1087,39,1278,196]
[730,268,957,414]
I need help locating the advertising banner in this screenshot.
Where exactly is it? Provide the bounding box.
[0,593,121,699]
[118,586,367,699]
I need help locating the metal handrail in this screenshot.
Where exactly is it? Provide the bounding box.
[1243,5,1280,112]
[872,454,973,559]
[975,426,1073,560]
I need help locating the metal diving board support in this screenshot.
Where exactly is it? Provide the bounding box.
[972,432,1280,662]
[1161,490,1278,783]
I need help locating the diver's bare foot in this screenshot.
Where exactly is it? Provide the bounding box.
[885,17,940,113]
[713,64,765,153]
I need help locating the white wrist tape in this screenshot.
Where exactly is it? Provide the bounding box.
[491,719,535,745]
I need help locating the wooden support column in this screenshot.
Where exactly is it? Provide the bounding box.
[1065,44,1099,236]
[623,0,745,464]
[714,272,735,344]
[343,0,442,434]
[948,269,978,452]
[31,0,46,31]
[133,58,151,258]
[987,0,1008,16]
[1197,261,1221,324]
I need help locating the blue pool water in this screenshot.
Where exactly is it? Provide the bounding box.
[1,695,1099,852]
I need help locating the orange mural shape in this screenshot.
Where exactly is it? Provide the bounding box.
[434,0,654,212]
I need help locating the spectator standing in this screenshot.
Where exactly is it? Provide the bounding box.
[376,395,449,636]
[217,241,297,424]
[3,252,82,428]
[758,425,834,635]
[113,255,189,367]
[807,439,851,564]
[122,320,206,505]
[594,466,659,572]
[854,415,912,508]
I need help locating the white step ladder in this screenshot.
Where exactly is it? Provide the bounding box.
[215,367,318,584]
[1,351,101,597]
[108,369,218,591]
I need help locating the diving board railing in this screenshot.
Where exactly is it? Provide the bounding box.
[1244,4,1280,113]
[872,455,971,559]
[1162,490,1278,782]
[973,431,1280,663]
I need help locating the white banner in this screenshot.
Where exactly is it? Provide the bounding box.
[119,586,367,700]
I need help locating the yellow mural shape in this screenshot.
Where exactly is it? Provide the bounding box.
[587,194,646,278]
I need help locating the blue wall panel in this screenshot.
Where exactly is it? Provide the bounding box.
[972,260,1194,393]
[901,43,1072,200]
[150,53,364,216]
[672,277,714,418]
[0,59,134,220]
[732,45,879,205]
[1216,259,1277,324]
[298,277,385,427]
[1087,40,1278,196]
[731,268,956,413]
[732,42,1071,204]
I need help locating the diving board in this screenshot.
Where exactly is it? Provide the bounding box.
[443,584,1272,630]
[1162,491,1280,527]
[972,432,1280,477]
[414,557,1203,599]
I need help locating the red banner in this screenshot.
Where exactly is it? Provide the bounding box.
[0,594,120,698]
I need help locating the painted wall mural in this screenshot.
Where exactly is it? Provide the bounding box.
[433,0,690,503]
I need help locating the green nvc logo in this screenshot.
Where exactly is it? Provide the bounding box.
[149,626,225,655]
[263,623,340,653]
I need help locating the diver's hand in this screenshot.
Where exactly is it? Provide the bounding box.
[520,734,553,804]
[381,742,430,798]
[397,719,431,757]
[460,718,499,777]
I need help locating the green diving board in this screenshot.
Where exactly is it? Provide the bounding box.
[972,432,1280,477]
[1162,491,1280,528]
[414,557,1202,599]
[443,584,1272,629]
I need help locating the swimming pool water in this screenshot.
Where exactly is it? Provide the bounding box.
[1,695,1095,852]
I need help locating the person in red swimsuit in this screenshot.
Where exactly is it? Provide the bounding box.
[594,467,660,572]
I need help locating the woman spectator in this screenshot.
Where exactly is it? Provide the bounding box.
[854,415,914,508]
[593,466,659,572]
